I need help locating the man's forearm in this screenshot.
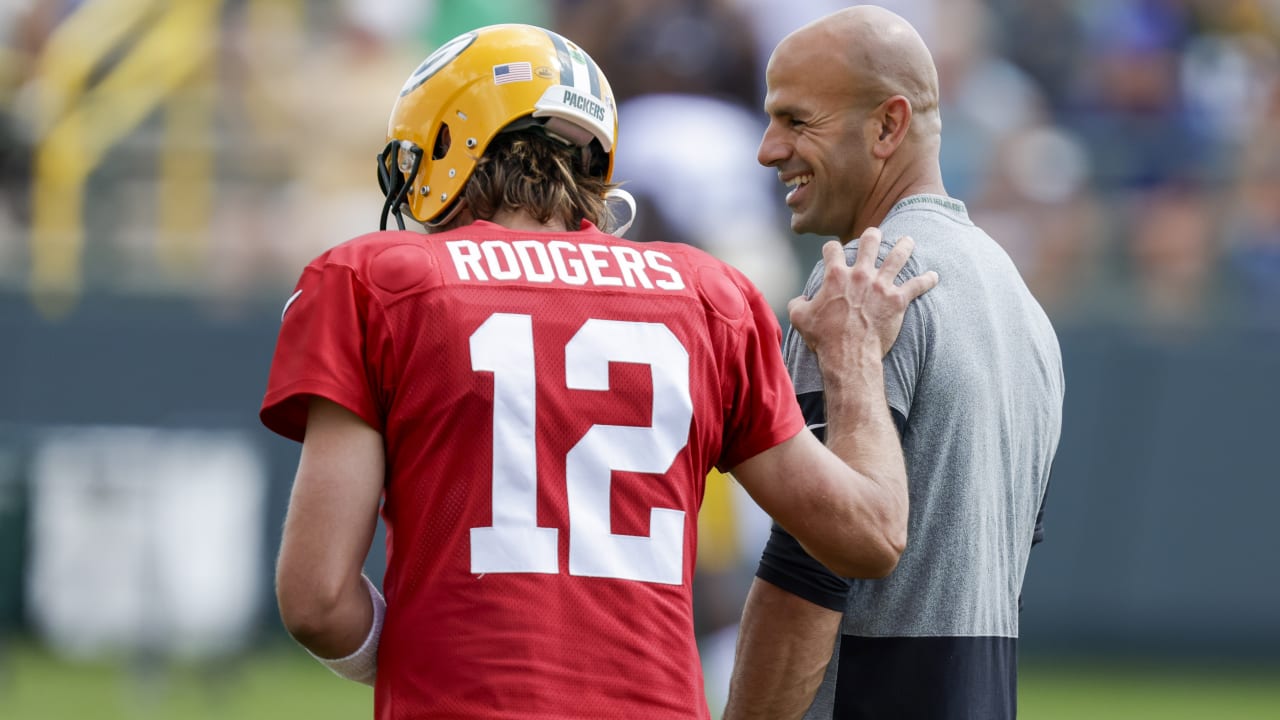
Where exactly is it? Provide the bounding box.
[818,337,909,545]
[724,578,842,720]
[821,340,905,476]
[279,572,377,659]
[280,573,384,686]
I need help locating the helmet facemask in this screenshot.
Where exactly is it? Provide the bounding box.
[377,140,423,231]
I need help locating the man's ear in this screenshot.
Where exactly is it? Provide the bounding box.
[871,95,912,159]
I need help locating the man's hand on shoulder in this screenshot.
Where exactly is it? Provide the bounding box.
[788,227,939,362]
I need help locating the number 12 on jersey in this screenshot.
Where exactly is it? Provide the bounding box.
[468,313,693,585]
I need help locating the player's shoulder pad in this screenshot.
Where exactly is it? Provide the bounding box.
[324,230,442,297]
[690,253,749,321]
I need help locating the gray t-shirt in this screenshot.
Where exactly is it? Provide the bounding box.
[780,194,1065,718]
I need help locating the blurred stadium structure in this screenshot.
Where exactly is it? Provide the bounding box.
[1,0,1279,715]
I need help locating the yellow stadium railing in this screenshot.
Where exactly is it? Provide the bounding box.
[28,0,222,318]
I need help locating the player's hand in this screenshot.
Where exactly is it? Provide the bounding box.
[787,227,939,359]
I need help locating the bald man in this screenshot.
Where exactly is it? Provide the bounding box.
[724,7,1064,719]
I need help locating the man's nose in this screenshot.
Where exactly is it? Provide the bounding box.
[757,125,788,168]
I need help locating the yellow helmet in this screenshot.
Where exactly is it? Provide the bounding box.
[378,24,618,229]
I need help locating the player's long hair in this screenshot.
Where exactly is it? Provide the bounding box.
[462,129,616,230]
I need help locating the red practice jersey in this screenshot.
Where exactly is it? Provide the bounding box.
[260,220,804,719]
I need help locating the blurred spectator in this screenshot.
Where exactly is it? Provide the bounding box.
[210,0,318,299]
[969,124,1104,318]
[1180,32,1277,151]
[612,93,800,312]
[1187,0,1280,38]
[987,0,1087,114]
[554,0,763,109]
[1066,0,1211,190]
[733,0,943,86]
[929,0,1042,199]
[1125,182,1222,330]
[210,0,428,301]
[1225,81,1280,327]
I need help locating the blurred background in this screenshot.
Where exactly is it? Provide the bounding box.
[1,0,1278,718]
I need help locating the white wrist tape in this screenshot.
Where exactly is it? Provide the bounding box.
[312,574,385,686]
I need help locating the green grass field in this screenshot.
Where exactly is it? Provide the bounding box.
[1019,659,1280,720]
[1,642,1277,719]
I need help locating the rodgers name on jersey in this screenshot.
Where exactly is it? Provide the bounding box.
[445,237,685,290]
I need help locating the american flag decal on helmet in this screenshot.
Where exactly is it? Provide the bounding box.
[493,62,533,85]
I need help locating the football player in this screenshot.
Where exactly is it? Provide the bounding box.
[261,23,936,719]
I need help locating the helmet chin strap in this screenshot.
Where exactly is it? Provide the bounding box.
[604,188,636,237]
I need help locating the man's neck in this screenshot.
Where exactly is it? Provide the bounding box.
[844,158,946,243]
[489,208,569,233]
[430,206,571,234]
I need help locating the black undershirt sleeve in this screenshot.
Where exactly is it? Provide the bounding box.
[756,522,852,611]
[753,407,910,611]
